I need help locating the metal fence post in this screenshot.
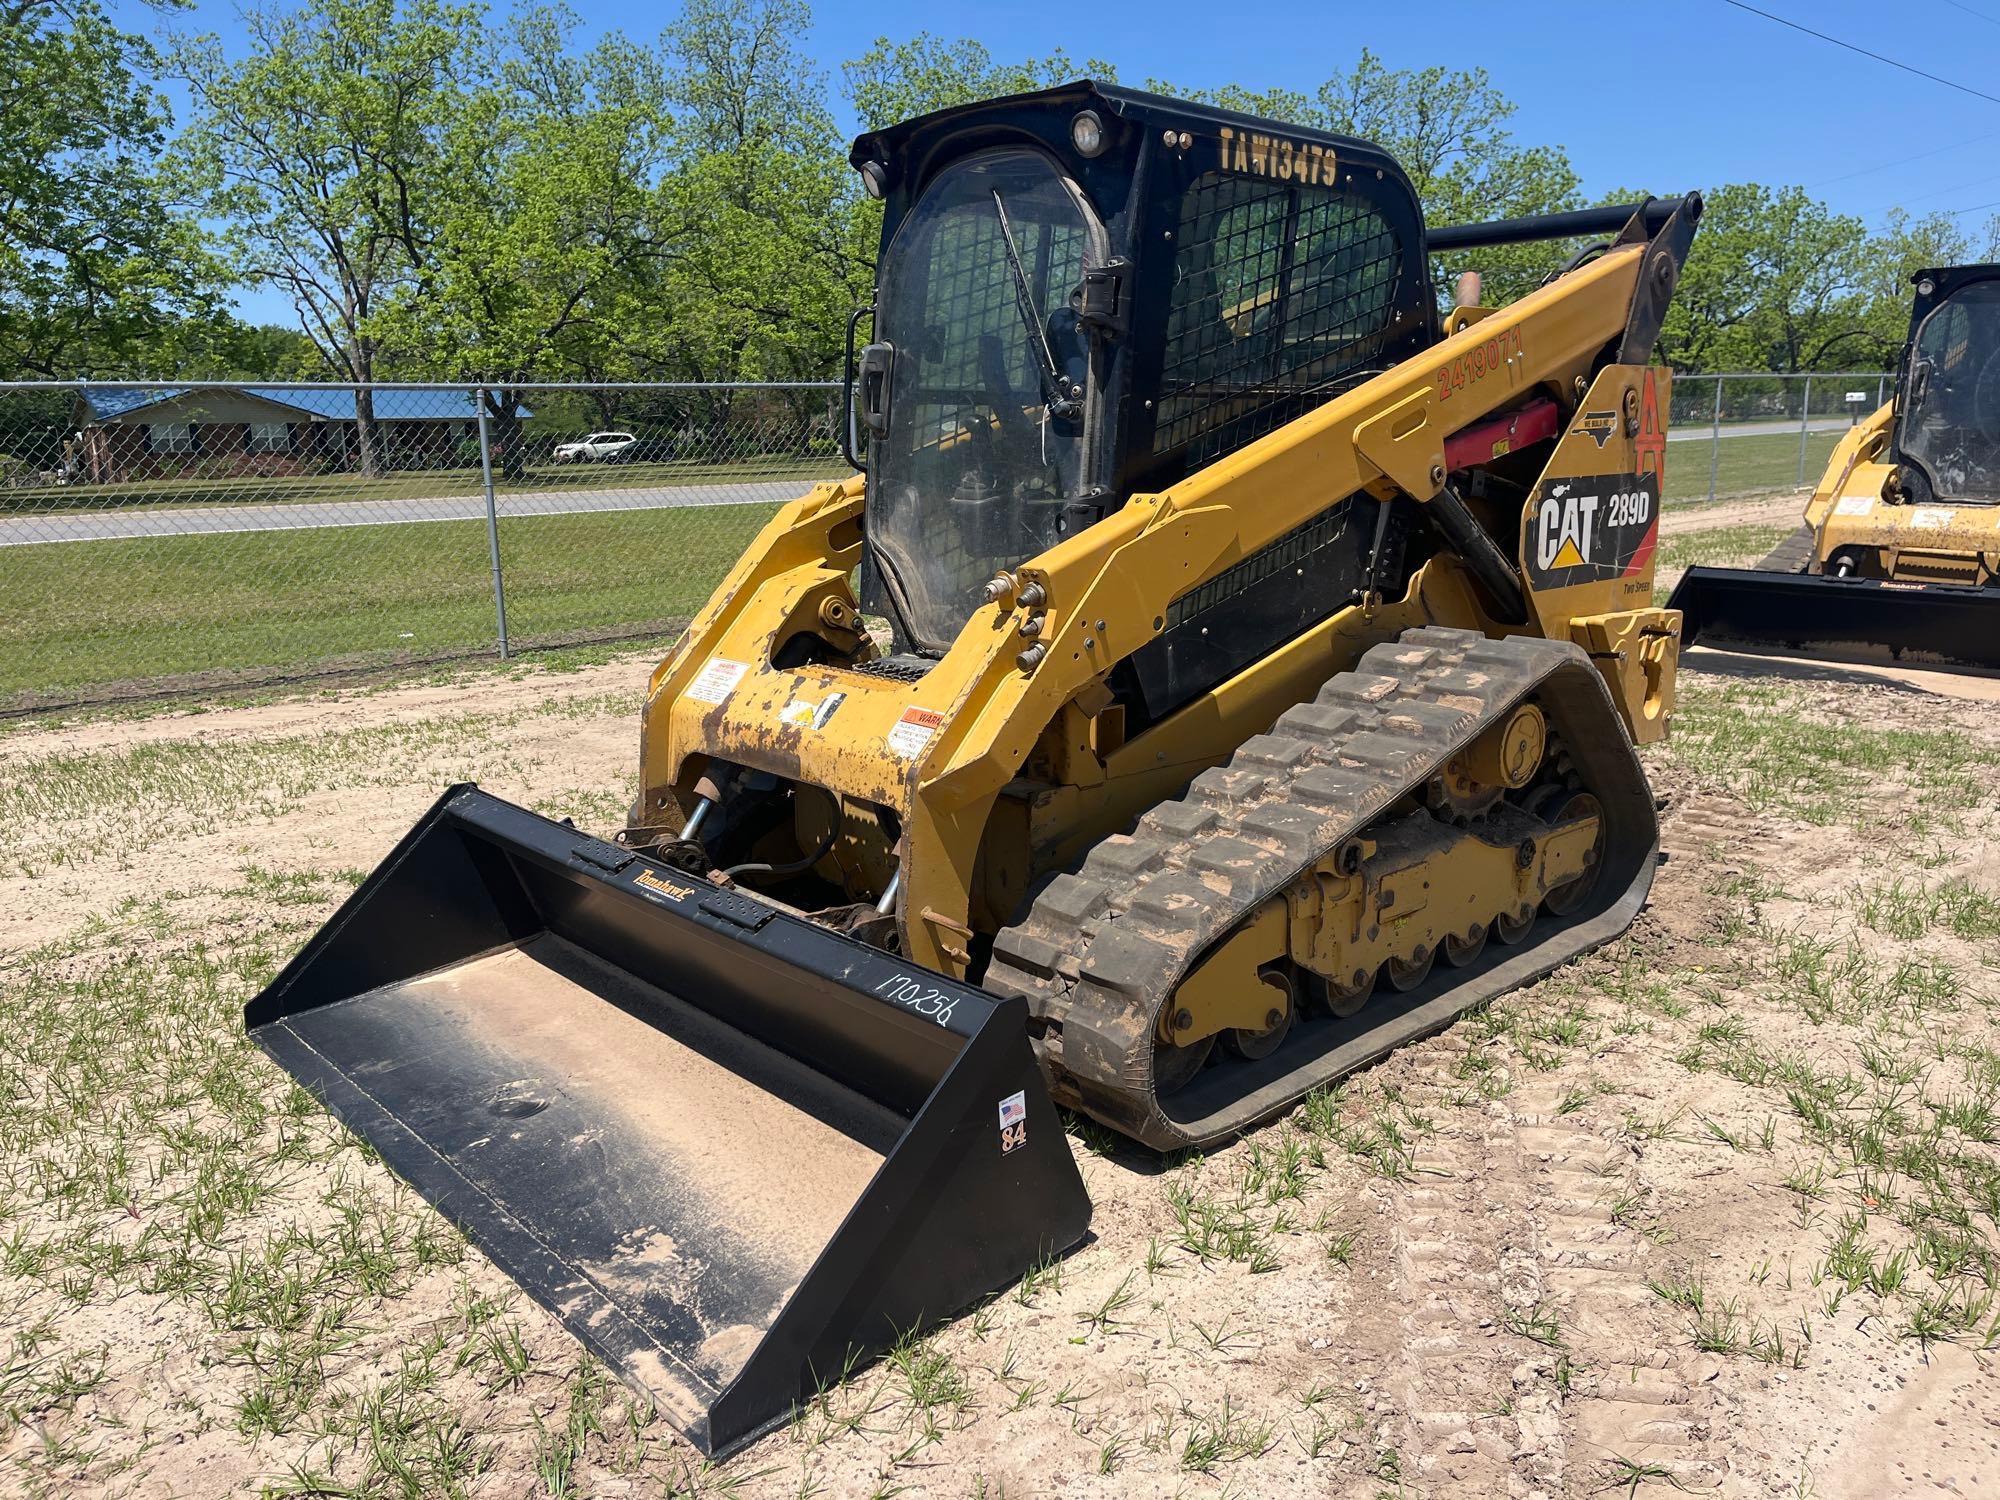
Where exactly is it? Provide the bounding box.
[1796,373,1813,487]
[1708,375,1723,502]
[1878,373,1886,409]
[474,387,510,659]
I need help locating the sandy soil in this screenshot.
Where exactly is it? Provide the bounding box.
[5,526,2000,1497]
[0,657,647,951]
[1659,492,1808,540]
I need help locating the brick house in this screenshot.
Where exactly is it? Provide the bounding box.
[70,387,520,483]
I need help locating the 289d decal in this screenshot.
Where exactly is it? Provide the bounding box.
[1524,473,1660,589]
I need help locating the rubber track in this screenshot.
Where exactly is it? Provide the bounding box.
[1755,523,1814,575]
[985,626,1660,1151]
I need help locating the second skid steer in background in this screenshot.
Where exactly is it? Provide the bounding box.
[247,81,1702,1456]
[1671,264,2000,671]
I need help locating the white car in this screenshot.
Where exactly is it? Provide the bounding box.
[553,431,638,463]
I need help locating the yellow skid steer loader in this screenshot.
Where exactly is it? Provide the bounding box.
[1670,264,2000,670]
[248,82,1700,1455]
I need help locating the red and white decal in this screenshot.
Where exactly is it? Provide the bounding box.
[685,656,749,705]
[887,705,945,758]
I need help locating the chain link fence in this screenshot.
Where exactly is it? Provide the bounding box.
[1666,371,1893,504]
[0,381,844,712]
[0,371,1894,713]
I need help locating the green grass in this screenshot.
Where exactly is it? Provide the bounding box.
[1664,680,1995,829]
[1664,430,1844,502]
[0,502,773,705]
[1656,522,1795,578]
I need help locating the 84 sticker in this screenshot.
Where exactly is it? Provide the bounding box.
[998,1091,1028,1155]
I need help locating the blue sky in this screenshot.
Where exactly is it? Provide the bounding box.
[122,0,2000,322]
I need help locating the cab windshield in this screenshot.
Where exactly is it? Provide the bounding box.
[866,148,1099,653]
[1903,279,2000,502]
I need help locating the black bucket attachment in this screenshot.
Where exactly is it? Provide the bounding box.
[246,786,1091,1457]
[1667,565,2000,673]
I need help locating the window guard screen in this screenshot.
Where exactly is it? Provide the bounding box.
[1903,279,2000,502]
[1155,171,1402,466]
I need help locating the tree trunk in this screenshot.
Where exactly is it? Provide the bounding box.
[486,388,528,481]
[351,344,385,479]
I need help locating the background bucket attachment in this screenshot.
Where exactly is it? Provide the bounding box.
[245,785,1091,1457]
[1667,565,2000,673]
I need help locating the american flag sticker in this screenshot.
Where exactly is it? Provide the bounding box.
[998,1091,1028,1154]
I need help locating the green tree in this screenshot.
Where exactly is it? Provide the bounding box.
[1841,208,2000,369]
[0,0,225,376]
[170,0,482,473]
[371,5,682,469]
[652,0,859,383]
[1658,184,1874,373]
[843,35,1113,130]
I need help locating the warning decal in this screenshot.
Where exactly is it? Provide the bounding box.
[887,705,945,758]
[685,656,749,705]
[1523,473,1659,590]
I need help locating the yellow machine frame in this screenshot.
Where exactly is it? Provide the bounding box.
[1798,402,2000,584]
[639,238,1680,979]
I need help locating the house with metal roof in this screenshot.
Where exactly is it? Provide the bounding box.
[70,386,529,484]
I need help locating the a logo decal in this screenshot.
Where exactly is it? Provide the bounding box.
[1526,474,1659,587]
[1575,410,1618,448]
[1637,369,1666,479]
[633,869,699,903]
[777,690,848,731]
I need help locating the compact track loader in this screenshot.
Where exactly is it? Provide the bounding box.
[1670,264,2000,670]
[249,82,1700,1455]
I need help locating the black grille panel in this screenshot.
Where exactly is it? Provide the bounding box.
[1126,495,1411,725]
[848,654,935,683]
[1167,502,1356,631]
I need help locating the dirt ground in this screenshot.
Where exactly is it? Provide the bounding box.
[4,498,2000,1498]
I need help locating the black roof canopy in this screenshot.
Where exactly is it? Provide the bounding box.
[849,78,1422,223]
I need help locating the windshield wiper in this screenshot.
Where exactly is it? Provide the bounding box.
[989,190,1081,422]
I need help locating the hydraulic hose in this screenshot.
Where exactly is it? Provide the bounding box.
[721,785,844,883]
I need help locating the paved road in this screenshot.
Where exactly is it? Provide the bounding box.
[0,419,1860,548]
[0,476,816,548]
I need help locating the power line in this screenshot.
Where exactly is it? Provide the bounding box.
[1942,0,2000,27]
[1720,0,2000,107]
[1891,169,2000,208]
[1810,131,2000,190]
